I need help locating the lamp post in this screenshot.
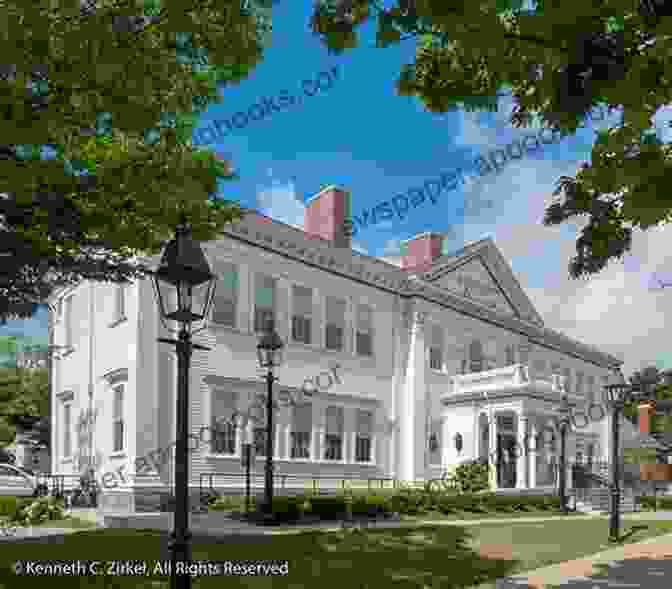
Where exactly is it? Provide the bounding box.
[152,215,216,589]
[256,319,284,523]
[557,394,572,515]
[603,370,647,543]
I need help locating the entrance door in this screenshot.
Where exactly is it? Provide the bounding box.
[496,433,517,488]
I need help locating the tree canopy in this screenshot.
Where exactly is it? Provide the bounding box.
[0,0,276,322]
[0,366,49,449]
[310,0,672,279]
[623,365,672,436]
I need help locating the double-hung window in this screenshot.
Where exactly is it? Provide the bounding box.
[254,274,276,333]
[211,390,237,455]
[355,410,373,463]
[112,384,124,452]
[63,404,71,458]
[355,304,373,356]
[505,345,516,366]
[586,375,595,402]
[64,295,74,349]
[114,283,126,322]
[469,340,483,373]
[325,296,345,351]
[576,371,584,394]
[324,406,343,461]
[213,263,238,327]
[292,285,312,344]
[429,325,443,370]
[291,402,312,459]
[563,368,572,393]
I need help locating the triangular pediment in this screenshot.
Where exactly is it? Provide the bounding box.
[422,238,544,325]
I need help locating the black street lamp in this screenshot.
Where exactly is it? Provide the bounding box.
[152,215,216,589]
[603,370,648,543]
[256,319,284,523]
[556,394,572,515]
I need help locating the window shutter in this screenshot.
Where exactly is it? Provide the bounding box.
[256,274,275,308]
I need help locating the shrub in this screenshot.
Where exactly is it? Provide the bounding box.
[0,496,19,519]
[267,496,306,522]
[638,495,672,511]
[446,460,491,493]
[387,487,430,516]
[350,494,391,517]
[305,495,349,519]
[208,495,256,512]
[10,496,65,526]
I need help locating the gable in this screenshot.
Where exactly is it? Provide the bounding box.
[422,238,544,325]
[433,257,518,316]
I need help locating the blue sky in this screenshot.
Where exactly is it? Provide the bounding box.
[3,1,672,376]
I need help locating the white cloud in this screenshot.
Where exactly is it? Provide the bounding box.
[255,170,305,229]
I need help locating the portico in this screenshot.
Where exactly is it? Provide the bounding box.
[440,363,595,491]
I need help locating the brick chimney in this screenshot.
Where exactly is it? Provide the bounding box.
[304,185,351,248]
[639,401,656,435]
[401,232,448,273]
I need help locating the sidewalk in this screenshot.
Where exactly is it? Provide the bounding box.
[496,530,672,588]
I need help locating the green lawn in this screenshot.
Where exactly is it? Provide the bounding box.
[401,509,590,522]
[1,518,672,588]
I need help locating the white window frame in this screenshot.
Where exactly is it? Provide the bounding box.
[290,402,312,460]
[428,418,442,465]
[429,324,443,371]
[253,272,277,333]
[212,262,239,328]
[291,283,313,345]
[112,383,125,453]
[324,296,346,352]
[324,405,344,461]
[113,282,127,323]
[64,295,74,350]
[63,403,72,459]
[355,303,374,357]
[355,409,373,464]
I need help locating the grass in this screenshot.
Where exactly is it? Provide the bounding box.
[1,518,672,588]
[400,509,590,522]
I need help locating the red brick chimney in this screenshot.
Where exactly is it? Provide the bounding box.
[304,185,351,248]
[401,232,448,273]
[639,401,656,435]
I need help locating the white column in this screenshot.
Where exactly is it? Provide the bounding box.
[517,413,528,489]
[528,420,537,489]
[344,407,355,463]
[312,399,324,462]
[398,310,427,483]
[488,411,497,490]
[441,414,451,472]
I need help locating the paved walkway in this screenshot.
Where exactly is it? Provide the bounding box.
[496,530,672,588]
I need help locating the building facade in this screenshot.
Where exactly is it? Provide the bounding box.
[48,186,624,513]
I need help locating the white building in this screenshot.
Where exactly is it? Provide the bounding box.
[48,185,627,513]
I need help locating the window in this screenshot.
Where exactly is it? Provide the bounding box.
[356,304,373,356]
[64,295,74,349]
[429,419,441,464]
[563,368,572,392]
[63,404,71,457]
[211,390,237,455]
[576,371,584,394]
[324,406,343,460]
[325,296,346,351]
[469,340,483,372]
[114,283,126,322]
[355,409,373,463]
[429,325,443,370]
[113,384,124,452]
[533,359,546,375]
[292,285,312,344]
[586,375,595,401]
[254,274,276,333]
[213,264,238,327]
[505,345,516,366]
[291,402,312,459]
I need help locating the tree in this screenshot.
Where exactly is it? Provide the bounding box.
[0,367,49,449]
[310,0,672,279]
[623,365,672,437]
[0,0,276,322]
